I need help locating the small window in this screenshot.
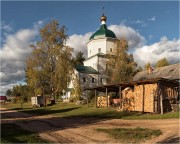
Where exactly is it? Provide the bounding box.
[100,78,103,83]
[83,77,86,82]
[98,48,101,53]
[92,78,95,83]
[110,48,112,52]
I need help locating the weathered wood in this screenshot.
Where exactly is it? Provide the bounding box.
[119,86,122,108]
[106,88,108,108]
[86,90,89,107]
[95,90,97,108]
[160,94,163,114]
[142,85,145,113]
[153,89,155,113]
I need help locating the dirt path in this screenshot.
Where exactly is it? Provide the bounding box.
[1,107,179,143]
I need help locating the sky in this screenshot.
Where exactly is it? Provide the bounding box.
[0,1,180,95]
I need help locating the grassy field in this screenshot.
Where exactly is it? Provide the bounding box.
[2,102,179,119]
[1,123,48,143]
[96,127,162,143]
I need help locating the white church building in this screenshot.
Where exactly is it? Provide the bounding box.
[66,14,119,99]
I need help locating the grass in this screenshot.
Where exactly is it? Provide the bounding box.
[96,127,162,143]
[2,102,179,119]
[1,123,49,143]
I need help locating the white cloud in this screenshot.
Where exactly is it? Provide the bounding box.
[1,21,13,32]
[148,16,156,22]
[66,32,93,57]
[108,24,145,49]
[0,20,46,94]
[133,36,180,67]
[0,28,38,94]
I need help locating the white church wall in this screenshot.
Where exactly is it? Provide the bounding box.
[106,38,118,53]
[87,39,106,58]
[84,56,98,70]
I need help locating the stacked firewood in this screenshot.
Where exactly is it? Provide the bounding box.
[97,96,110,107]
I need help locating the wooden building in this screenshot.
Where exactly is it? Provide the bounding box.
[85,63,180,114]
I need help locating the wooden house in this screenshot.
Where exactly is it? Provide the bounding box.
[122,63,180,113]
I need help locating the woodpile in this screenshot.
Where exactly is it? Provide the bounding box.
[97,96,110,107]
[122,84,158,113]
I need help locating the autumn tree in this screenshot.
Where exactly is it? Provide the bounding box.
[106,38,137,84]
[70,75,82,101]
[25,20,73,101]
[144,62,151,70]
[72,51,85,66]
[156,58,169,68]
[5,89,12,96]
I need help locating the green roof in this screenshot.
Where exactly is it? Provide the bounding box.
[90,24,116,40]
[75,65,99,74]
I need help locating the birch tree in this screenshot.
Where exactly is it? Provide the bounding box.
[25,20,73,100]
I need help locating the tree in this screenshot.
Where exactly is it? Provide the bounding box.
[5,89,12,96]
[72,51,85,66]
[25,20,73,101]
[144,62,151,70]
[156,58,169,68]
[70,75,82,101]
[106,38,137,84]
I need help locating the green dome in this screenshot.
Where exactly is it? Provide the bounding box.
[90,24,117,40]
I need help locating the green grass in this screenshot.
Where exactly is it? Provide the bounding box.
[1,123,49,143]
[124,111,180,120]
[96,127,162,143]
[2,102,179,119]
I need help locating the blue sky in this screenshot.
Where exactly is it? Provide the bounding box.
[1,1,179,44]
[1,1,179,94]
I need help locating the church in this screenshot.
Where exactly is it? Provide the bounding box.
[66,14,119,99]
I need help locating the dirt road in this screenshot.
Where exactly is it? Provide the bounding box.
[1,108,179,143]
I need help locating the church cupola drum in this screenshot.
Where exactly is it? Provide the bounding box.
[86,14,118,59]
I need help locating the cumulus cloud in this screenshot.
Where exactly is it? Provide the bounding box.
[66,32,93,57]
[0,28,38,94]
[108,24,146,49]
[133,36,180,67]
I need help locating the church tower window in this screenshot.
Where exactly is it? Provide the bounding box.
[110,48,112,52]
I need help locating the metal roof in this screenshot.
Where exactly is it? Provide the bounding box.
[84,78,179,92]
[75,65,99,74]
[89,24,116,40]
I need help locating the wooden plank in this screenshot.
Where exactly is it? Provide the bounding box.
[153,89,155,113]
[119,86,122,109]
[86,90,89,107]
[95,90,97,108]
[106,88,108,108]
